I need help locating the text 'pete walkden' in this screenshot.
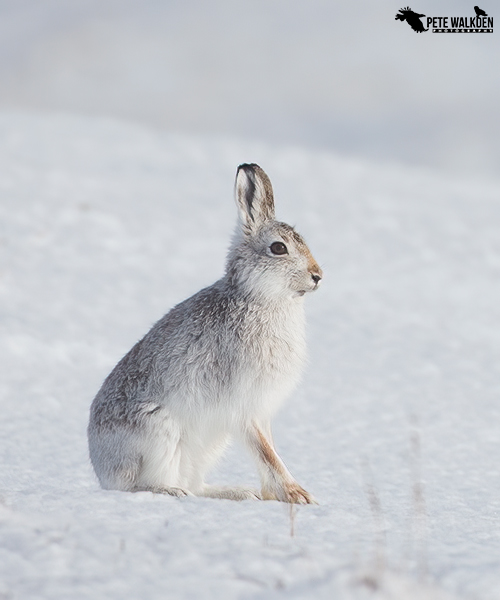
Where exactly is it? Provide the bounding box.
[430,16,493,32]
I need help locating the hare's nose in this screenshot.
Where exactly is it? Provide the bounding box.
[311,273,322,285]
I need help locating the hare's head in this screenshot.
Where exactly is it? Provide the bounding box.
[226,164,322,300]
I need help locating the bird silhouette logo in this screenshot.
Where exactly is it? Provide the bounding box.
[474,6,488,17]
[395,7,429,32]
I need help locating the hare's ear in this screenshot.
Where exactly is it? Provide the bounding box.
[235,164,275,234]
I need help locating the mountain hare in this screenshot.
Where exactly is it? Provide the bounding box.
[88,164,322,503]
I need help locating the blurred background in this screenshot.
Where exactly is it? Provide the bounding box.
[0,0,498,180]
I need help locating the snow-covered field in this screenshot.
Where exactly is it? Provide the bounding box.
[1,112,500,599]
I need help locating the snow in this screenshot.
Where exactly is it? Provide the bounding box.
[1,111,500,599]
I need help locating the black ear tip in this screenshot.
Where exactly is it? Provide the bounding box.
[237,163,262,173]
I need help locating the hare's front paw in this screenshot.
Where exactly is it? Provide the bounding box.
[266,482,317,505]
[283,482,317,505]
[167,487,192,498]
[133,485,192,497]
[200,485,261,501]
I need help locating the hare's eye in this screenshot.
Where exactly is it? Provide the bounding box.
[270,241,288,255]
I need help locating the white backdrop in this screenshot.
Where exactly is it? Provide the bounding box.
[0,0,498,178]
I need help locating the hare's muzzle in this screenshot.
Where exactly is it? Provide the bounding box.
[309,265,323,290]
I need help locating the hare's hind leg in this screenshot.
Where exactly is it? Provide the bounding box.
[91,451,142,492]
[131,415,192,494]
[88,426,144,491]
[89,411,188,495]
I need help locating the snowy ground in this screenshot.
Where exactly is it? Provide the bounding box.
[1,112,500,599]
